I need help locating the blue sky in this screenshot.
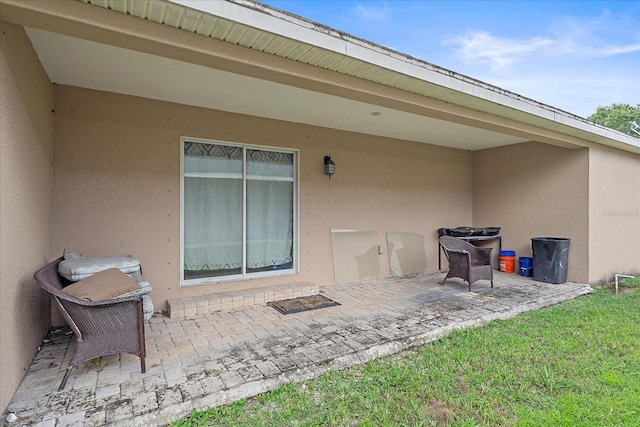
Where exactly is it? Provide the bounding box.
[260,1,640,118]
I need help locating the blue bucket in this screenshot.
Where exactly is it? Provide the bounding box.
[519,257,533,277]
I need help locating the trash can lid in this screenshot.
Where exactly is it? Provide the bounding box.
[531,237,570,242]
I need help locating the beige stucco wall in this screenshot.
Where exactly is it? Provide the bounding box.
[473,142,590,283]
[0,22,53,412]
[1,0,637,412]
[51,85,473,313]
[588,145,640,283]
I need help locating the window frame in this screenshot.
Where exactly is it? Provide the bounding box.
[180,136,299,286]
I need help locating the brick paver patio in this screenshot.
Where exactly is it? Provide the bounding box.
[2,272,591,426]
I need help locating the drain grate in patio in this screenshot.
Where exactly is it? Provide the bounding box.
[267,294,341,315]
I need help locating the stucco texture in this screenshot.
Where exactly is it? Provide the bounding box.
[51,85,473,313]
[588,145,640,282]
[473,142,590,283]
[2,1,640,414]
[0,22,53,411]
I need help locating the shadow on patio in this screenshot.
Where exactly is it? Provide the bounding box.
[3,272,591,426]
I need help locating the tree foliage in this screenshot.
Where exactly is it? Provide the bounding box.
[588,103,640,137]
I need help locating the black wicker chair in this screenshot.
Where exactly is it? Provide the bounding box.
[439,236,494,291]
[34,258,146,390]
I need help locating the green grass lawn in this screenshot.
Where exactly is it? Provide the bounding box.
[175,288,640,426]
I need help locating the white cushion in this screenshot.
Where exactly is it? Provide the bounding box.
[63,248,84,260]
[59,255,140,281]
[119,281,152,298]
[142,295,154,320]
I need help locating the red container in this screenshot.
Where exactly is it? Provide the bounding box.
[499,250,516,273]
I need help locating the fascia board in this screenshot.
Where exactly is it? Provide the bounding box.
[171,0,640,152]
[170,1,557,112]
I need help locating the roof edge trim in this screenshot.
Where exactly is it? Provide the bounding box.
[168,0,639,152]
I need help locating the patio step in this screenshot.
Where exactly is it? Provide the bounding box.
[166,281,319,318]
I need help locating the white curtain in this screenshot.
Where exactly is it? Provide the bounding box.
[247,180,294,271]
[183,142,294,276]
[184,177,242,272]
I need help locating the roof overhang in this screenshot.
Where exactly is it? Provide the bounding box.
[1,0,638,154]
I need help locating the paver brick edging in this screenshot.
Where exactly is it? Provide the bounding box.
[167,282,318,318]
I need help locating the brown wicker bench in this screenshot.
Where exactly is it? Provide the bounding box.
[34,258,146,390]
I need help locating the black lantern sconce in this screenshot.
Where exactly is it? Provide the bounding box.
[324,155,336,180]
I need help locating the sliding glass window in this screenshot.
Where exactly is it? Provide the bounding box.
[182,139,297,284]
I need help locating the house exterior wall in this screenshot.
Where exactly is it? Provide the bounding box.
[473,142,590,283]
[51,85,474,313]
[1,0,637,413]
[588,145,640,283]
[0,22,53,412]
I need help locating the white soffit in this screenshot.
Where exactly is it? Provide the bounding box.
[26,27,527,150]
[77,0,639,152]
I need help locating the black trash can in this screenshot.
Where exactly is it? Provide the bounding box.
[531,237,570,284]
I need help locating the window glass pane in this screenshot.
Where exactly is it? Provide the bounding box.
[183,142,242,279]
[246,149,294,272]
[184,142,242,176]
[246,149,294,180]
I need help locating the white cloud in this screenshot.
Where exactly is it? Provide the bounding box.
[583,43,640,57]
[445,11,640,71]
[439,9,640,117]
[446,30,640,72]
[446,31,556,70]
[349,2,390,21]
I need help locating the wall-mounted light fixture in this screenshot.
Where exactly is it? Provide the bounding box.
[324,155,336,180]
